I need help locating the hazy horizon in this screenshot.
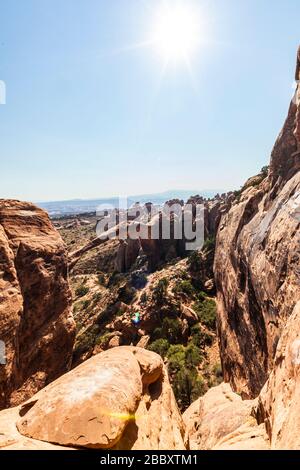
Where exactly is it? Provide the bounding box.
[35,187,227,204]
[1,0,300,201]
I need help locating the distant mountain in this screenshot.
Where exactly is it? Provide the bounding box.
[38,189,226,217]
[131,189,225,203]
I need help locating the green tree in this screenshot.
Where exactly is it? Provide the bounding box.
[193,298,217,330]
[185,343,203,368]
[152,278,169,305]
[173,280,195,297]
[172,368,205,410]
[161,317,182,343]
[148,339,170,358]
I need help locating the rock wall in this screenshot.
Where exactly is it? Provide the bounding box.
[214,49,300,399]
[0,200,76,409]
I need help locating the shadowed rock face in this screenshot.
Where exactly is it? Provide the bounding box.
[0,200,76,409]
[214,50,300,399]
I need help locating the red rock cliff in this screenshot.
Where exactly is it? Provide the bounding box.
[0,200,76,409]
[214,48,300,398]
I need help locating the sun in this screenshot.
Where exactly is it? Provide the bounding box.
[152,2,201,63]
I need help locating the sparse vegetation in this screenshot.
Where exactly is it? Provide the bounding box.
[148,338,170,357]
[202,236,215,253]
[233,189,242,202]
[161,317,182,343]
[173,280,195,297]
[188,250,202,272]
[140,291,148,305]
[97,273,106,285]
[92,292,102,304]
[193,298,217,330]
[96,332,112,347]
[167,344,205,410]
[82,299,91,309]
[172,368,205,410]
[190,325,214,348]
[73,325,99,357]
[152,278,169,305]
[75,285,89,298]
[62,211,221,413]
[261,165,269,177]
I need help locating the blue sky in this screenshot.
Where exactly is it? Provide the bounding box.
[0,0,299,202]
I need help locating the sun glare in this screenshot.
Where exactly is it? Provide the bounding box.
[152,2,201,63]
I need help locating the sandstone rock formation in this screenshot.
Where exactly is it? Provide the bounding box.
[0,407,74,450]
[115,239,141,273]
[69,195,226,274]
[183,383,269,450]
[258,301,300,449]
[214,49,300,399]
[0,200,76,409]
[13,347,185,450]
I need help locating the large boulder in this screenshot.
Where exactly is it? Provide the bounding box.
[183,383,269,450]
[16,347,185,450]
[0,407,74,450]
[0,200,75,409]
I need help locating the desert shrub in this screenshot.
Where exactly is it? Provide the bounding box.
[148,339,170,358]
[97,273,106,285]
[202,236,215,252]
[167,342,202,373]
[152,327,163,340]
[152,278,169,305]
[233,189,242,201]
[73,325,99,356]
[167,345,186,373]
[140,291,148,305]
[92,292,102,304]
[82,299,91,309]
[206,363,223,388]
[196,291,207,302]
[172,368,205,410]
[185,343,203,368]
[95,332,112,347]
[193,298,217,330]
[73,302,82,314]
[161,317,182,344]
[75,285,89,298]
[173,280,195,297]
[191,326,214,349]
[261,165,269,177]
[188,250,202,272]
[167,345,205,410]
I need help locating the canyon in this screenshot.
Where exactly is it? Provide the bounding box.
[0,49,299,450]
